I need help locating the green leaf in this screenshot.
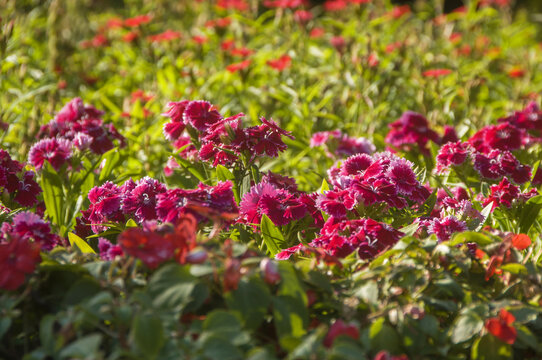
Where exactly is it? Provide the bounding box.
[476,202,494,231]
[369,318,401,354]
[216,164,235,181]
[68,233,96,254]
[0,318,11,341]
[131,314,165,360]
[41,161,64,229]
[59,333,102,359]
[272,296,308,351]
[471,334,512,360]
[200,335,243,360]
[126,218,138,228]
[451,312,484,344]
[202,310,250,346]
[449,231,493,246]
[519,195,542,234]
[260,214,286,256]
[225,277,271,330]
[318,178,330,194]
[147,264,207,312]
[99,148,120,181]
[500,263,527,275]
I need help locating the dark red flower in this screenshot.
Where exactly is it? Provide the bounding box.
[87,181,124,233]
[485,309,516,345]
[28,138,72,171]
[122,177,167,223]
[385,111,440,155]
[429,215,467,242]
[183,100,222,132]
[98,237,123,260]
[323,320,359,347]
[482,177,520,210]
[13,171,41,207]
[118,226,175,269]
[1,211,59,251]
[436,141,471,173]
[0,232,41,291]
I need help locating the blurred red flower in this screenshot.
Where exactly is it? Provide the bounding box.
[124,14,152,27]
[423,68,452,78]
[147,30,181,43]
[485,309,516,344]
[226,59,251,73]
[267,55,292,71]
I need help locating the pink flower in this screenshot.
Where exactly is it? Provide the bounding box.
[28,138,72,171]
[240,183,306,226]
[316,189,356,219]
[441,125,459,144]
[1,211,59,251]
[482,178,520,210]
[340,154,373,176]
[294,10,313,24]
[429,215,467,242]
[469,123,524,153]
[217,0,249,11]
[162,100,190,140]
[385,111,440,155]
[436,141,471,173]
[98,237,123,261]
[122,177,167,223]
[330,36,346,52]
[87,181,124,233]
[242,117,294,158]
[183,100,222,132]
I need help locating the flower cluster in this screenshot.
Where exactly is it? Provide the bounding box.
[277,217,402,260]
[0,149,41,207]
[436,142,531,184]
[482,177,538,211]
[310,130,375,159]
[162,100,294,167]
[79,177,237,234]
[385,111,440,155]
[1,212,60,251]
[239,182,307,226]
[323,152,429,218]
[118,214,197,269]
[36,97,125,155]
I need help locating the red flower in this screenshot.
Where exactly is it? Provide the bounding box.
[482,177,520,211]
[294,10,313,24]
[423,68,452,78]
[368,53,379,67]
[390,5,411,19]
[1,211,59,251]
[226,59,251,73]
[330,36,346,52]
[0,233,41,291]
[310,28,325,38]
[217,0,249,11]
[512,234,531,250]
[385,111,440,155]
[183,100,222,131]
[192,35,208,44]
[435,141,471,173]
[147,30,181,43]
[122,177,167,223]
[14,171,41,207]
[230,47,254,58]
[124,14,152,27]
[263,0,307,8]
[28,138,72,171]
[122,31,139,42]
[485,309,516,345]
[324,0,348,11]
[508,67,525,78]
[429,215,467,242]
[323,320,359,347]
[119,214,197,269]
[267,55,292,71]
